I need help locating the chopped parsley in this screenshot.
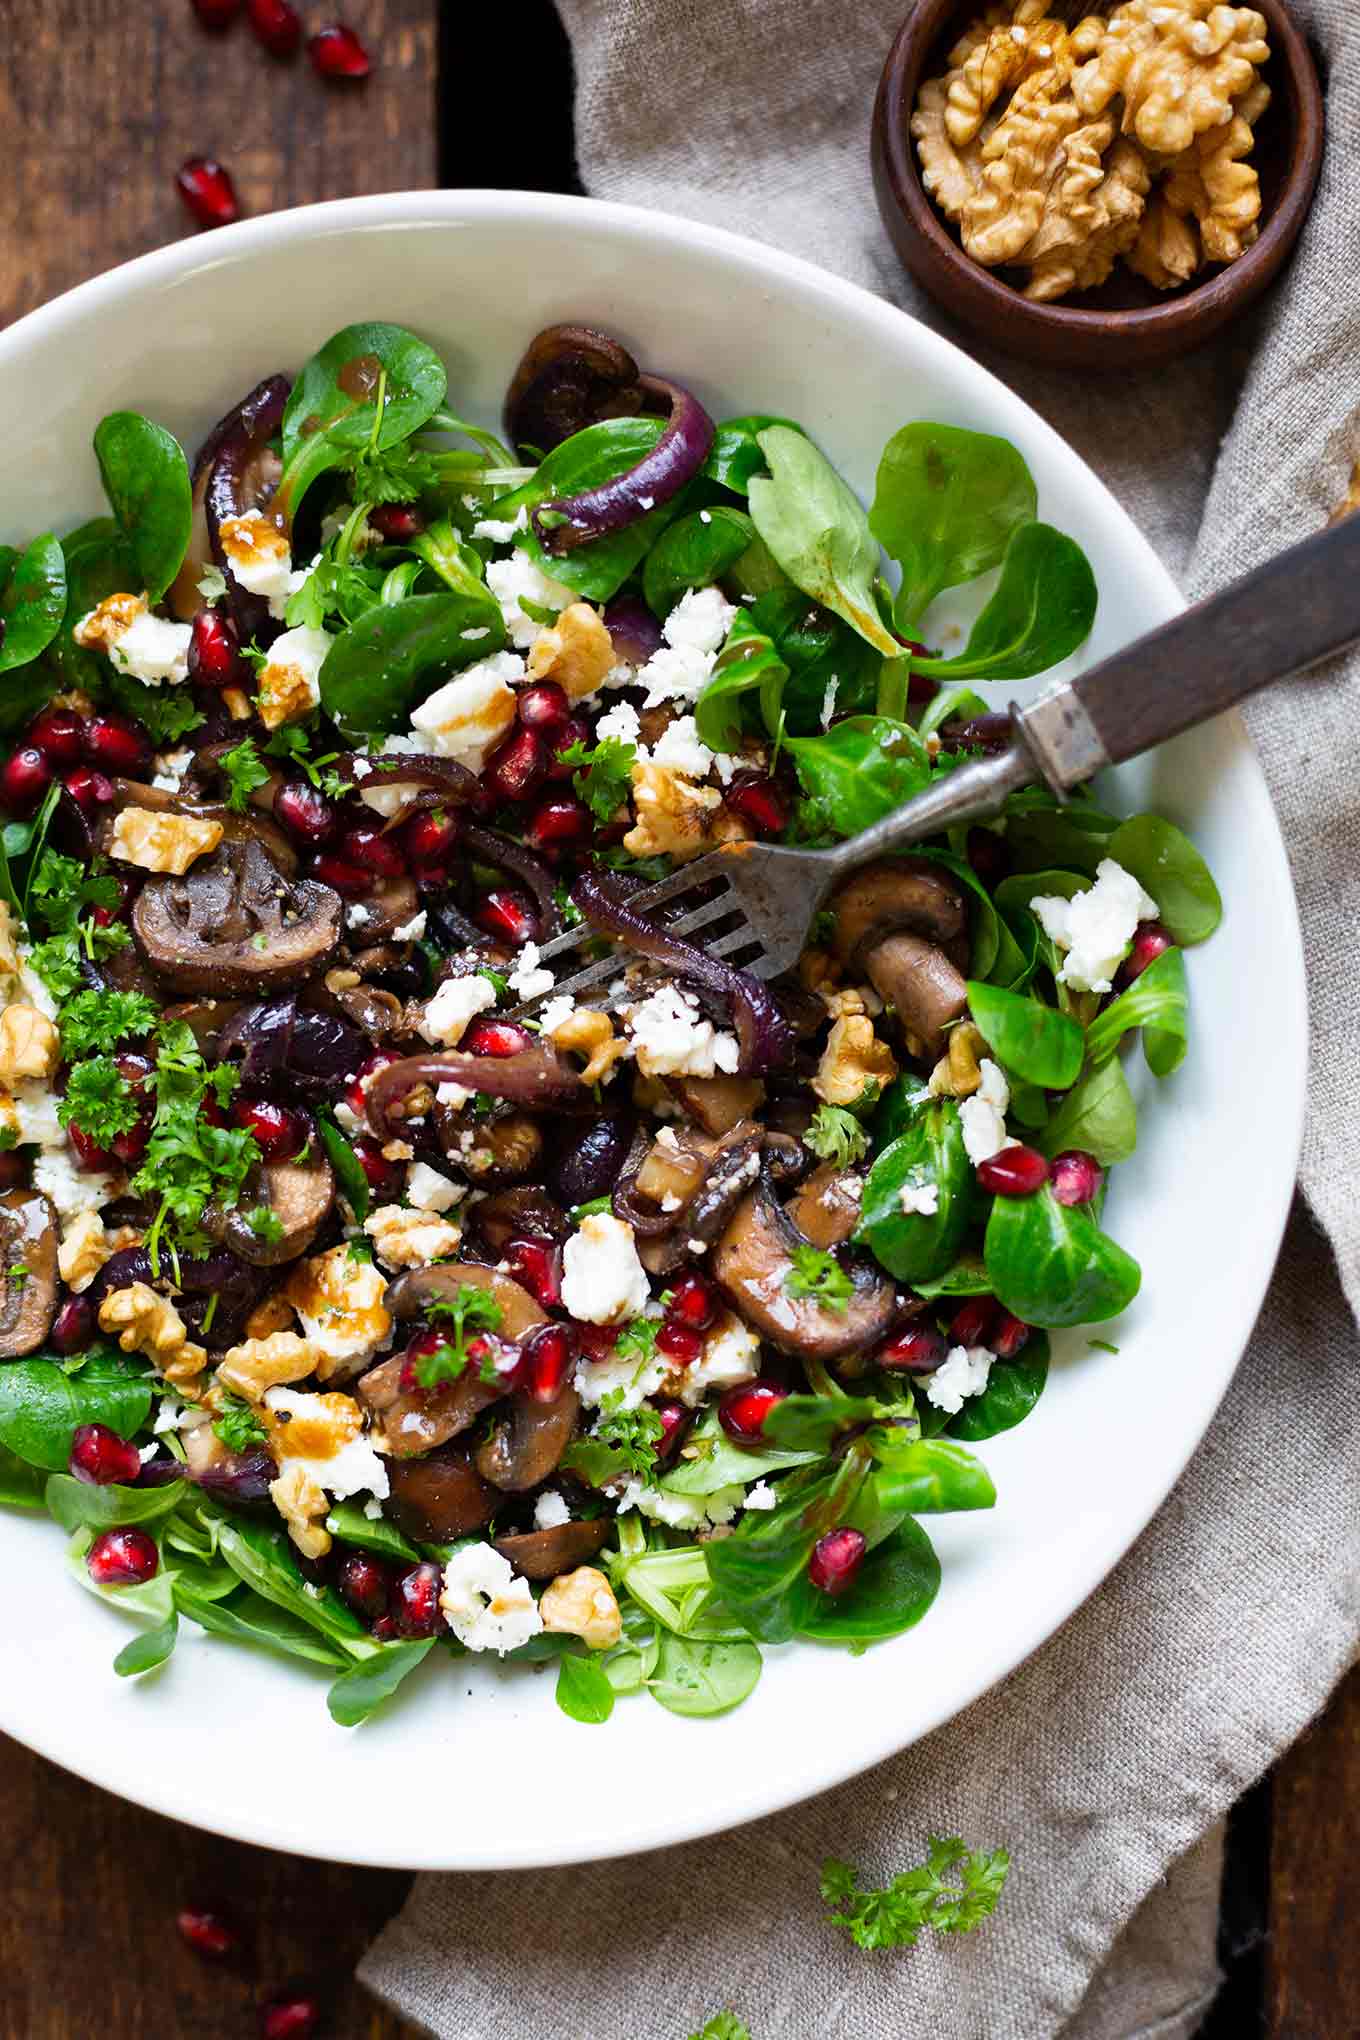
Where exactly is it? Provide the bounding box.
[559,735,637,824]
[8,1263,28,1289]
[58,987,158,1059]
[196,565,228,603]
[263,723,354,800]
[593,1389,664,1479]
[56,1057,140,1147]
[218,737,272,814]
[213,1394,268,1453]
[349,440,441,508]
[415,1284,505,1389]
[614,1313,663,1365]
[283,554,383,633]
[245,1206,285,1245]
[27,849,118,935]
[820,1837,1011,1950]
[784,1245,853,1312]
[129,1021,256,1271]
[804,1104,869,1168]
[104,670,204,746]
[687,2019,751,2040]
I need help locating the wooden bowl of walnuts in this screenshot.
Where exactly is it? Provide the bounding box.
[871,0,1324,368]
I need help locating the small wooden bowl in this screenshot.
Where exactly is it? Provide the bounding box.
[871,0,1324,368]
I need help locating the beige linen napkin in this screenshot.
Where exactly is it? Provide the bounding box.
[362,5,1360,2032]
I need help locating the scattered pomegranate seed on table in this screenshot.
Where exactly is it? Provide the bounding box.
[246,0,302,57]
[190,0,242,24]
[259,1996,321,2040]
[86,1527,159,1587]
[308,22,372,78]
[175,156,241,230]
[809,1526,867,1597]
[175,1905,239,1959]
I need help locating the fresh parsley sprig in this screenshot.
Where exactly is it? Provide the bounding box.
[785,1244,853,1312]
[559,735,637,824]
[56,1057,140,1147]
[593,1389,664,1479]
[415,1285,505,1388]
[213,1393,268,1453]
[263,723,354,801]
[130,1021,256,1272]
[804,1105,869,1168]
[218,738,272,814]
[820,1837,1011,1950]
[58,987,158,1059]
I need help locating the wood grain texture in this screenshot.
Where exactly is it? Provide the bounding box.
[0,0,437,329]
[0,1736,419,2038]
[1266,1662,1360,2040]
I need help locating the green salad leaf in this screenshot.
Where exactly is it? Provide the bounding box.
[869,423,1037,633]
[748,426,899,656]
[93,411,192,603]
[984,1184,1141,1328]
[0,533,66,676]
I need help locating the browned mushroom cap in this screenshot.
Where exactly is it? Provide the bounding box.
[348,877,421,945]
[504,324,644,454]
[475,1386,581,1493]
[472,1187,571,1254]
[830,859,967,968]
[784,1161,863,1250]
[664,1073,767,1136]
[0,1190,57,1358]
[713,1171,897,1362]
[357,1352,501,1461]
[435,1105,544,1186]
[132,838,342,995]
[386,1442,500,1544]
[864,933,969,1059]
[385,1261,548,1342]
[202,1153,334,1267]
[493,1519,610,1579]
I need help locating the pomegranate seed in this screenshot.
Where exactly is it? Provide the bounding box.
[367,501,420,540]
[391,1561,443,1637]
[950,1296,999,1349]
[992,1312,1032,1360]
[516,1323,576,1403]
[233,1097,304,1162]
[724,770,787,837]
[353,1139,402,1199]
[515,682,571,735]
[69,1423,142,1486]
[110,1119,151,1168]
[472,887,539,946]
[977,1144,1049,1197]
[0,747,53,818]
[966,826,1010,886]
[336,1550,392,1623]
[718,1380,787,1443]
[545,715,592,781]
[85,710,152,777]
[502,1236,562,1310]
[246,0,301,56]
[653,1399,694,1463]
[906,664,938,704]
[87,1527,159,1586]
[175,156,240,231]
[370,1615,399,1643]
[341,822,407,879]
[348,1050,399,1119]
[657,1317,703,1366]
[668,1271,718,1331]
[175,1906,239,1959]
[311,852,371,898]
[50,1296,94,1357]
[259,1998,320,2040]
[274,780,336,845]
[67,1124,114,1172]
[1050,1149,1103,1208]
[62,766,115,813]
[808,1526,866,1597]
[398,1328,446,1393]
[402,807,458,865]
[187,607,241,687]
[28,705,86,766]
[484,726,548,804]
[464,1018,532,1058]
[525,795,592,855]
[309,21,372,77]
[878,1325,949,1374]
[1116,921,1175,987]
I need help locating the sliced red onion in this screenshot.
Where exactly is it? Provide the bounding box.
[504,326,643,456]
[461,822,561,940]
[333,753,479,804]
[366,1049,584,1141]
[531,376,715,556]
[602,595,663,668]
[203,375,292,642]
[572,868,793,1075]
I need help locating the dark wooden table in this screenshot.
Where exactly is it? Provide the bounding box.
[1,5,1356,2034]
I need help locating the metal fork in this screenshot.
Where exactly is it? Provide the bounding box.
[514,510,1360,1011]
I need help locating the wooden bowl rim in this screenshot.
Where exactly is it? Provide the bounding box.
[875,0,1325,341]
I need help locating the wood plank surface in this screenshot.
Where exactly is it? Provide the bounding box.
[1266,1661,1360,2039]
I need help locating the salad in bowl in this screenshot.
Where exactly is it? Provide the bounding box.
[0,317,1219,1727]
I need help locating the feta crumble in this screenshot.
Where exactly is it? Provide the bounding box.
[392,910,427,942]
[594,700,642,748]
[472,505,529,545]
[744,1480,778,1511]
[110,608,193,687]
[419,973,497,1047]
[649,713,714,780]
[1030,859,1159,996]
[560,1212,650,1326]
[899,1173,940,1216]
[924,1344,995,1414]
[959,1059,1012,1167]
[616,1481,745,1530]
[676,1313,762,1407]
[533,1489,571,1530]
[440,1542,543,1655]
[624,982,741,1079]
[263,1388,390,1501]
[406,1161,462,1214]
[486,553,576,649]
[507,941,555,1002]
[407,650,523,771]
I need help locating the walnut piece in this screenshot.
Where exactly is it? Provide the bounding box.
[363,1202,463,1271]
[546,1006,631,1087]
[526,602,617,702]
[539,1566,623,1650]
[1071,0,1269,157]
[624,760,726,862]
[812,1015,899,1108]
[99,1282,206,1389]
[244,1292,297,1341]
[1022,137,1152,300]
[110,807,224,876]
[912,76,986,223]
[73,593,144,654]
[946,2,1063,144]
[1126,188,1203,288]
[269,1463,332,1560]
[1161,78,1271,264]
[0,1004,60,1083]
[57,1211,112,1294]
[216,1329,319,1401]
[256,658,319,732]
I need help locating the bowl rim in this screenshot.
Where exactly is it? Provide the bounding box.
[873,0,1326,341]
[0,189,1308,1869]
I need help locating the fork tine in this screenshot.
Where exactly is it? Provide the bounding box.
[532,853,735,967]
[666,892,744,941]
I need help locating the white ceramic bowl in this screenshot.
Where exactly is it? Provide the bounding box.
[0,191,1305,1870]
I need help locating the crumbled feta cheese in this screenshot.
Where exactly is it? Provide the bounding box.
[649,713,714,780]
[624,982,741,1079]
[594,700,642,748]
[536,992,577,1035]
[507,941,555,1002]
[440,1542,543,1654]
[472,505,529,545]
[346,903,373,931]
[419,973,497,1047]
[959,1058,1012,1166]
[899,1173,940,1216]
[406,1161,463,1214]
[617,1481,745,1529]
[392,910,427,942]
[33,1148,117,1221]
[408,650,523,771]
[1030,859,1159,996]
[676,1312,762,1407]
[744,1480,778,1511]
[151,748,193,793]
[110,608,192,687]
[574,1344,668,1409]
[257,624,332,728]
[218,509,295,618]
[635,641,717,710]
[486,553,576,650]
[264,1387,390,1500]
[561,1212,651,1326]
[924,1344,995,1414]
[711,750,744,786]
[663,585,736,655]
[334,1101,363,1138]
[533,1489,571,1530]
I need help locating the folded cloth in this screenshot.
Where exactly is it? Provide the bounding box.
[362,4,1360,2032]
